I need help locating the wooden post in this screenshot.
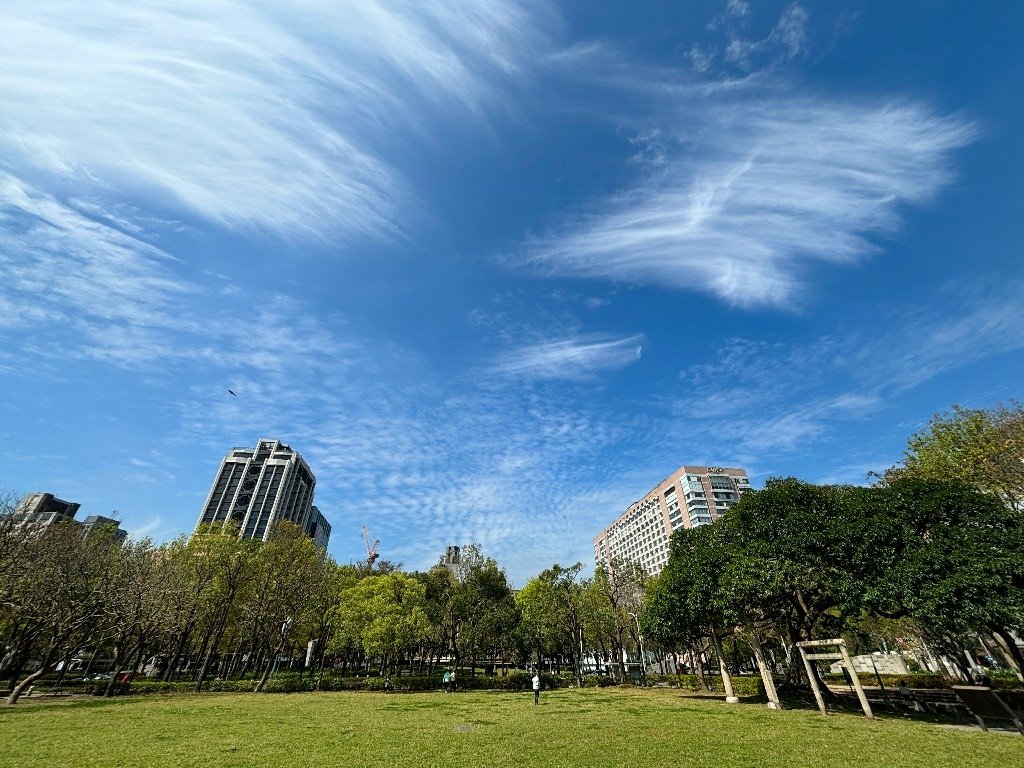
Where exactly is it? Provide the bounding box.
[748,633,781,710]
[797,639,875,720]
[798,645,828,716]
[839,642,874,719]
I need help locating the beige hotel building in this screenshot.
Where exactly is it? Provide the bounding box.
[593,465,750,576]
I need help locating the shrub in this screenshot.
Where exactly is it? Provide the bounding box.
[123,681,193,696]
[988,668,1022,683]
[824,673,947,690]
[639,674,763,697]
[318,676,373,692]
[581,675,618,688]
[206,678,257,693]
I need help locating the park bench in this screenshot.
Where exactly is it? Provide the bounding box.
[832,685,972,719]
[897,687,966,716]
[951,686,1024,735]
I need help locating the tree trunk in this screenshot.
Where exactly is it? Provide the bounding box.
[748,631,781,710]
[993,627,1024,678]
[195,615,229,693]
[164,614,196,681]
[3,644,34,689]
[6,646,57,706]
[711,634,737,702]
[104,643,125,697]
[614,628,628,682]
[254,635,288,693]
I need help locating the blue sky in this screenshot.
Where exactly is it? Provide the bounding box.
[2,1,1022,582]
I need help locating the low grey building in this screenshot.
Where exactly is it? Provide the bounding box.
[81,514,128,543]
[12,492,80,530]
[10,492,128,542]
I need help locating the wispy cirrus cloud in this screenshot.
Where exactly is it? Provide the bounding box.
[0,0,553,241]
[695,1,808,77]
[516,4,977,310]
[722,2,809,72]
[169,346,646,579]
[492,334,643,380]
[0,173,359,372]
[520,97,977,308]
[671,281,1024,466]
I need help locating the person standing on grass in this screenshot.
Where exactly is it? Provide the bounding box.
[533,672,541,705]
[450,668,456,692]
[443,669,451,693]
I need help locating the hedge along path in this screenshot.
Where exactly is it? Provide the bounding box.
[1,687,1022,768]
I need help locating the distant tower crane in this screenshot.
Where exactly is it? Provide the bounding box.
[362,526,380,570]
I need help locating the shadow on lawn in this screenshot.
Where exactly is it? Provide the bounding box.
[668,685,980,730]
[0,695,133,715]
[760,685,987,730]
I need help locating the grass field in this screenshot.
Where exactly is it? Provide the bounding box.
[1,688,1021,768]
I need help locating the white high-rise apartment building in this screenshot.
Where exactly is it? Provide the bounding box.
[194,439,329,548]
[593,465,749,576]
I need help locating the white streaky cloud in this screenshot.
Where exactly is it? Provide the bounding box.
[671,281,1024,460]
[0,173,360,371]
[520,99,976,308]
[0,173,190,339]
[726,1,750,19]
[771,4,810,61]
[171,353,647,580]
[0,1,552,241]
[492,334,643,380]
[710,2,807,74]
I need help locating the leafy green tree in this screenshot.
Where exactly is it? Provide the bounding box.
[517,563,586,683]
[156,535,218,681]
[876,477,1024,675]
[717,480,895,648]
[580,575,619,676]
[643,525,733,691]
[101,538,168,696]
[0,491,32,682]
[4,523,122,705]
[305,558,350,687]
[247,523,329,692]
[451,554,519,673]
[589,560,646,682]
[191,526,255,692]
[890,402,1024,510]
[337,572,429,673]
[417,545,519,673]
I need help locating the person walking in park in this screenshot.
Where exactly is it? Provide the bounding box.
[533,672,541,705]
[450,668,457,692]
[443,669,451,693]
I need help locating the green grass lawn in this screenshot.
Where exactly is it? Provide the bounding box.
[1,687,1021,768]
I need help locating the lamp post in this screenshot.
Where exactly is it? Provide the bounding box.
[866,632,893,707]
[628,612,645,681]
[579,624,586,686]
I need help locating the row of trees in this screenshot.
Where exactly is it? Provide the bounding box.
[3,401,1022,706]
[0,506,650,707]
[641,401,1024,703]
[642,477,1024,702]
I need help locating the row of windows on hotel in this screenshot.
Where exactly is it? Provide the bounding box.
[593,468,749,577]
